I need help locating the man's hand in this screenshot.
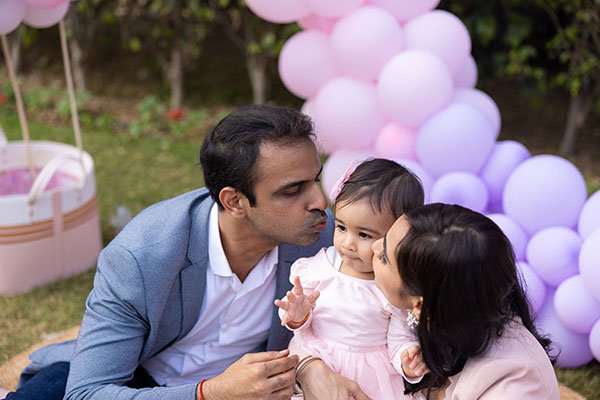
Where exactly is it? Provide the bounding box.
[274,276,319,329]
[298,359,372,400]
[201,349,298,400]
[401,345,429,379]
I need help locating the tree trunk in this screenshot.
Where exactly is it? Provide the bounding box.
[246,54,268,104]
[559,91,593,156]
[167,46,184,109]
[69,36,87,92]
[9,28,22,74]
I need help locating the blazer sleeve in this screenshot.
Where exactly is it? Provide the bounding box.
[64,244,196,400]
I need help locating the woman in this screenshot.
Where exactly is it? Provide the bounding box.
[371,203,559,399]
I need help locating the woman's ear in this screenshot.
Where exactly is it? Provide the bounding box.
[219,187,248,219]
[411,296,424,321]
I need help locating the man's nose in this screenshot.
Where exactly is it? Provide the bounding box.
[308,181,327,212]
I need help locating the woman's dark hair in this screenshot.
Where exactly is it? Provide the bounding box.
[200,104,315,208]
[396,203,553,394]
[335,159,424,219]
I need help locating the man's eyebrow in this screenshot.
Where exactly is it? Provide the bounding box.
[383,234,390,263]
[275,165,323,193]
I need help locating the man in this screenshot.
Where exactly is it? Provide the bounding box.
[6,105,370,400]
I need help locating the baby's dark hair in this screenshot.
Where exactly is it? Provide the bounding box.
[335,158,424,219]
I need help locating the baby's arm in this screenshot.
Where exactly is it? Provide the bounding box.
[387,310,429,383]
[275,276,320,329]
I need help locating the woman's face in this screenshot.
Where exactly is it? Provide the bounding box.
[371,216,416,309]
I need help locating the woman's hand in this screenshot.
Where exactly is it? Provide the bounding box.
[401,345,429,379]
[274,276,319,329]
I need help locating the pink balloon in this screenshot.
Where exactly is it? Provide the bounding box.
[430,172,488,213]
[590,319,600,362]
[487,214,528,261]
[298,14,337,33]
[453,88,501,138]
[25,0,64,6]
[305,0,364,18]
[404,10,471,75]
[369,0,439,22]
[526,227,581,287]
[313,78,386,151]
[374,123,417,160]
[330,6,404,81]
[23,0,69,29]
[392,159,434,204]
[0,0,26,35]
[322,149,375,197]
[503,155,587,236]
[579,227,600,302]
[578,190,600,239]
[479,141,531,207]
[377,50,453,128]
[536,293,594,368]
[554,275,600,334]
[416,102,495,177]
[278,30,338,99]
[454,55,478,88]
[245,0,310,23]
[517,261,547,316]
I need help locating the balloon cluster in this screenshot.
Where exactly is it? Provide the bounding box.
[247,0,600,368]
[0,0,70,34]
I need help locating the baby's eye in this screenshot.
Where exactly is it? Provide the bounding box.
[359,232,372,239]
[335,225,346,232]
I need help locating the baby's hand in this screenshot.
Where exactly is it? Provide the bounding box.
[401,345,429,379]
[274,276,319,328]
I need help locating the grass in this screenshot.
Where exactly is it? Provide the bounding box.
[1,107,600,399]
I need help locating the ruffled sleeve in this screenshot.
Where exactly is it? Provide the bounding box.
[385,304,424,383]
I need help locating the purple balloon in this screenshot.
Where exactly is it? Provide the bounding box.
[279,30,338,99]
[536,294,594,368]
[479,141,530,206]
[25,0,65,5]
[503,155,587,236]
[377,50,453,128]
[487,214,528,261]
[404,10,471,75]
[331,6,404,82]
[430,172,488,212]
[590,319,600,362]
[554,275,600,334]
[578,190,600,239]
[454,55,478,88]
[246,0,310,23]
[314,78,386,152]
[305,0,364,18]
[453,88,501,138]
[517,262,547,315]
[369,0,440,22]
[526,227,581,287]
[579,227,600,302]
[392,159,434,204]
[23,0,69,29]
[416,102,495,178]
[0,0,26,35]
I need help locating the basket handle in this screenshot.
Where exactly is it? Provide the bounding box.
[27,154,85,206]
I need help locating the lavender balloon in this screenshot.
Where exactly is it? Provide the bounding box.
[454,55,478,88]
[305,0,363,18]
[23,0,69,29]
[487,214,528,261]
[453,88,501,138]
[392,159,434,204]
[579,227,600,302]
[322,149,375,198]
[536,294,594,368]
[0,0,26,35]
[526,227,581,286]
[503,155,587,236]
[374,123,417,160]
[516,262,546,315]
[245,0,309,23]
[590,319,600,362]
[369,0,440,22]
[554,275,600,334]
[416,102,495,177]
[479,141,530,208]
[430,172,488,212]
[578,190,600,239]
[331,6,404,82]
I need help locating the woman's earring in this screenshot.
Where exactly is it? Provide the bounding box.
[407,310,419,330]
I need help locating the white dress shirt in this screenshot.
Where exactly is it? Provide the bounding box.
[144,204,278,386]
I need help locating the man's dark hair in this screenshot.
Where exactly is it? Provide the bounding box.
[200,104,315,208]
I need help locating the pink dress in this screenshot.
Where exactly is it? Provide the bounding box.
[282,247,419,400]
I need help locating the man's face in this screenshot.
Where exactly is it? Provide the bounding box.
[244,140,327,247]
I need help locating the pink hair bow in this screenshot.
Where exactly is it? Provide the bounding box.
[328,157,373,202]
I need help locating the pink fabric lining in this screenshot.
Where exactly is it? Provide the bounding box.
[0,167,77,196]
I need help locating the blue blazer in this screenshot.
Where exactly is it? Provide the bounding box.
[22,188,333,400]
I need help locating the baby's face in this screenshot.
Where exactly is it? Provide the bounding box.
[333,199,395,277]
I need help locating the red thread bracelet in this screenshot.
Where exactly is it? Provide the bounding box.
[198,379,207,400]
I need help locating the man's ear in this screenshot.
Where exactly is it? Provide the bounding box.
[219,187,248,219]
